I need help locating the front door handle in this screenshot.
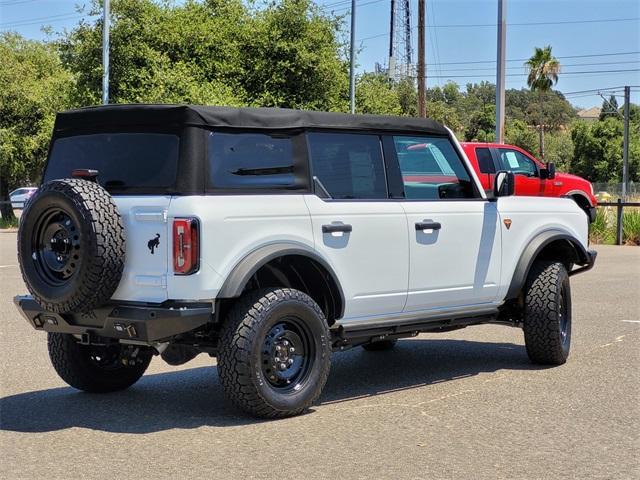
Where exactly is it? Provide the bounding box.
[322,223,353,234]
[415,221,441,231]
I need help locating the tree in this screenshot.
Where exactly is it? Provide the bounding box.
[599,94,619,121]
[355,73,401,115]
[525,45,560,159]
[505,119,538,154]
[59,0,349,110]
[0,33,73,220]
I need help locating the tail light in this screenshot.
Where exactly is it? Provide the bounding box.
[173,218,199,275]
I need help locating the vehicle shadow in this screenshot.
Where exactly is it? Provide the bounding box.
[0,338,538,434]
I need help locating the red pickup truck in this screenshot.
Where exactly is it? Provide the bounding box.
[460,142,597,222]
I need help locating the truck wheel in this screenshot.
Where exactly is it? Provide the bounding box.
[523,261,571,365]
[362,339,397,351]
[217,288,331,418]
[48,333,152,393]
[17,179,125,314]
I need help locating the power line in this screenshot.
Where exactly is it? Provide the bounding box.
[359,18,639,41]
[421,68,640,79]
[430,60,639,73]
[400,51,640,67]
[0,13,88,28]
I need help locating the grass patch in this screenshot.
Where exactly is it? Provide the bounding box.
[590,207,640,245]
[0,216,19,229]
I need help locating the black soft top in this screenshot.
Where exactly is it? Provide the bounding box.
[53,104,448,136]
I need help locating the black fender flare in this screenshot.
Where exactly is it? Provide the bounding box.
[505,230,589,300]
[563,190,594,207]
[217,243,345,319]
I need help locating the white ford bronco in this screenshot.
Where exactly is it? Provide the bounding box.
[15,105,596,418]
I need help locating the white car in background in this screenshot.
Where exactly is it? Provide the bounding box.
[10,187,38,209]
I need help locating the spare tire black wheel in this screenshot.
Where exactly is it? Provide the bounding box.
[17,178,125,314]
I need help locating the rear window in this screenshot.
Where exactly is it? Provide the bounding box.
[44,133,179,190]
[208,132,296,189]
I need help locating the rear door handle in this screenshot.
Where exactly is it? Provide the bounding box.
[322,224,353,234]
[415,221,441,231]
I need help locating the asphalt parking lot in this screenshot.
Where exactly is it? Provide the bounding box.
[0,231,638,480]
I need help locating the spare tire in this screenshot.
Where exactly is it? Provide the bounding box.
[17,178,125,314]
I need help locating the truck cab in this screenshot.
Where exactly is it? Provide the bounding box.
[460,142,597,222]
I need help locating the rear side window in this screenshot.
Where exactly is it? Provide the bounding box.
[475,147,496,174]
[394,136,476,199]
[307,133,387,199]
[208,132,295,189]
[45,133,179,190]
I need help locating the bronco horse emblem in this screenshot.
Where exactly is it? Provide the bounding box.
[147,233,160,254]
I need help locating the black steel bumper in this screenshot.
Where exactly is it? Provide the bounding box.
[13,296,212,343]
[569,249,597,276]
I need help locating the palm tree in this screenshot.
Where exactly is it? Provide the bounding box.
[525,46,560,159]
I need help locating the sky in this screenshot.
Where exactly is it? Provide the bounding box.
[1,0,639,109]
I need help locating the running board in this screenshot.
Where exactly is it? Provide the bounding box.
[331,307,499,350]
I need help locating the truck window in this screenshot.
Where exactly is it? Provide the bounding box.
[476,148,496,174]
[498,148,538,177]
[307,132,387,200]
[209,132,296,189]
[45,133,179,191]
[393,136,476,199]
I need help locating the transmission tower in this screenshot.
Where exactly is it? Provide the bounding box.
[388,0,413,81]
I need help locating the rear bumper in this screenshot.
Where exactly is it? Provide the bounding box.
[588,206,597,223]
[13,296,212,343]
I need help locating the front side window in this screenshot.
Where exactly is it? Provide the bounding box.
[498,148,538,177]
[209,132,296,189]
[45,133,179,191]
[307,132,387,200]
[394,136,476,199]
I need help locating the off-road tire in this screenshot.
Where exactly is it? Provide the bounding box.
[217,288,332,418]
[523,261,572,365]
[48,333,152,393]
[362,339,398,351]
[18,179,125,313]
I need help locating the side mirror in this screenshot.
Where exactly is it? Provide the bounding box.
[540,162,556,180]
[493,170,515,197]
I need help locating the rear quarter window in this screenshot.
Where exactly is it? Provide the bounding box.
[208,132,297,189]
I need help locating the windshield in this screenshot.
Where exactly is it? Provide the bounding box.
[44,133,179,191]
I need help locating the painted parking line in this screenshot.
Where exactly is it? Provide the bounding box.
[0,265,18,268]
[621,320,640,324]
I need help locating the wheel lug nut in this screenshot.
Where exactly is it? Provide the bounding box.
[287,358,294,365]
[289,347,295,353]
[279,363,287,370]
[274,357,280,362]
[275,345,282,351]
[283,340,289,346]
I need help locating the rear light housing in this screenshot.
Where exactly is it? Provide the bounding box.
[173,217,199,275]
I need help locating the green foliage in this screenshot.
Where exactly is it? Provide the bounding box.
[572,118,640,182]
[60,0,348,110]
[544,132,574,171]
[599,95,619,121]
[0,32,73,218]
[589,207,640,245]
[525,45,560,93]
[505,119,538,153]
[355,73,401,115]
[464,105,495,142]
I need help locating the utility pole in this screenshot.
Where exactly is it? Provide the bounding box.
[349,0,356,114]
[417,0,426,117]
[495,0,506,143]
[622,85,630,200]
[102,0,110,105]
